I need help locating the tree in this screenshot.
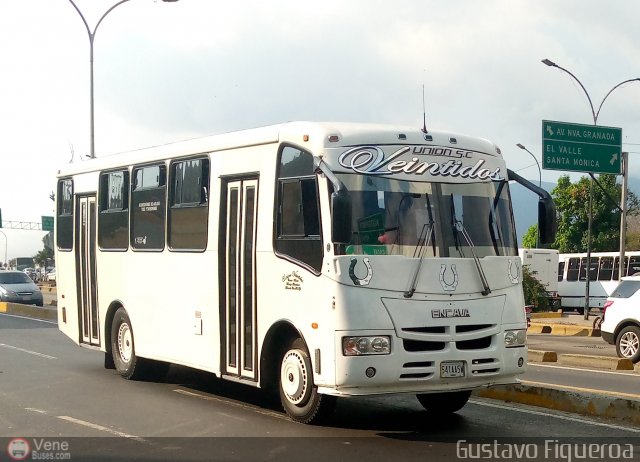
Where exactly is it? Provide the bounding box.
[521,225,538,248]
[33,247,54,269]
[550,174,639,253]
[522,266,550,312]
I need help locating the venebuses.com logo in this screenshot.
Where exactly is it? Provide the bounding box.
[6,438,71,460]
[6,438,30,461]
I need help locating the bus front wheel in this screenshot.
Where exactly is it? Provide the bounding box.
[278,338,336,424]
[416,390,471,415]
[111,308,144,380]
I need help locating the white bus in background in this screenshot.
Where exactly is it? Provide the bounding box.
[557,251,640,313]
[519,248,560,309]
[55,122,556,423]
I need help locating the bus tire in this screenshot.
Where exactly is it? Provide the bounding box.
[111,307,145,380]
[416,390,471,415]
[615,325,640,363]
[278,338,336,424]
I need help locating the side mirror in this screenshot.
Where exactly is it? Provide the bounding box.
[538,196,557,244]
[331,190,352,244]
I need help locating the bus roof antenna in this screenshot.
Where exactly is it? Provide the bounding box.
[421,84,428,134]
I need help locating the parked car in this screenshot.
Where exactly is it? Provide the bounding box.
[601,276,640,363]
[46,271,56,282]
[0,271,44,306]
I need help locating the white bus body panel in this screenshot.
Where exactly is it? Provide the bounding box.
[55,122,526,397]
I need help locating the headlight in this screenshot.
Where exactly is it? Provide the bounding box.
[342,336,391,356]
[504,329,527,348]
[0,287,17,296]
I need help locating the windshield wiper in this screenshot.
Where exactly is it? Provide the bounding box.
[404,220,435,298]
[450,194,492,296]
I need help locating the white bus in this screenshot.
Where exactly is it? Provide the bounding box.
[557,251,640,313]
[55,122,555,423]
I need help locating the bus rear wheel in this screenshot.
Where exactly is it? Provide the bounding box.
[416,390,471,415]
[111,307,145,380]
[278,338,336,424]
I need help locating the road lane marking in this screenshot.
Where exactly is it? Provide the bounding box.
[0,343,57,360]
[25,408,48,414]
[0,312,57,325]
[470,399,640,433]
[521,379,640,400]
[528,362,637,377]
[173,388,284,420]
[57,416,147,442]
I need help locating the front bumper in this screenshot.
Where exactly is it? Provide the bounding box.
[0,294,44,306]
[325,330,527,396]
[601,330,615,345]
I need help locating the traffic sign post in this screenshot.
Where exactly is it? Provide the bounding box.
[41,216,54,232]
[542,120,622,174]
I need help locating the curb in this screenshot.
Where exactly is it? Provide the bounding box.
[558,353,634,371]
[0,302,57,321]
[528,323,599,337]
[474,381,640,426]
[528,349,637,373]
[528,349,558,362]
[529,312,563,319]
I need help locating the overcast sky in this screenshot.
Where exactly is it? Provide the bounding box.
[1,0,639,262]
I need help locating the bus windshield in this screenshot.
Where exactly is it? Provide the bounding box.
[334,174,517,258]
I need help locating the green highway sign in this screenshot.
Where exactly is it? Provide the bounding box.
[542,120,622,174]
[42,216,54,232]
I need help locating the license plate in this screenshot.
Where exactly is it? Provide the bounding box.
[440,361,465,378]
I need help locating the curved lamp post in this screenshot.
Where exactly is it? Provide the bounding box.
[516,143,542,247]
[67,0,179,159]
[0,230,7,268]
[542,58,640,319]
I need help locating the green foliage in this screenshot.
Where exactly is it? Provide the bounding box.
[521,225,538,248]
[550,174,639,253]
[33,247,54,269]
[522,265,551,312]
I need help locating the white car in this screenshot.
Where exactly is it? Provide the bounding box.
[601,276,640,363]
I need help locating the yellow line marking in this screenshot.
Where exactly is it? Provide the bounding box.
[521,379,640,400]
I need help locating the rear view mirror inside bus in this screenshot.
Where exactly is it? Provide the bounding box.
[331,190,352,244]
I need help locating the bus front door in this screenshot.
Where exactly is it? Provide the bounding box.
[77,195,100,346]
[222,179,258,380]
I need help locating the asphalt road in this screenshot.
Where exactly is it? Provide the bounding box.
[2,313,640,461]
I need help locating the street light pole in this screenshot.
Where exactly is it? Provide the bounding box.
[542,58,640,320]
[0,230,8,268]
[516,143,542,247]
[67,0,179,159]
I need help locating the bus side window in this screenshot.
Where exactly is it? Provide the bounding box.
[628,256,640,276]
[168,158,209,251]
[613,256,628,280]
[275,146,322,272]
[131,163,166,251]
[56,179,74,251]
[598,257,613,280]
[567,257,579,281]
[557,261,564,282]
[578,257,598,281]
[98,170,129,251]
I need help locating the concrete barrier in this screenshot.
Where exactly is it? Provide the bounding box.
[528,323,599,337]
[474,381,640,426]
[0,301,57,321]
[528,349,558,362]
[558,353,634,371]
